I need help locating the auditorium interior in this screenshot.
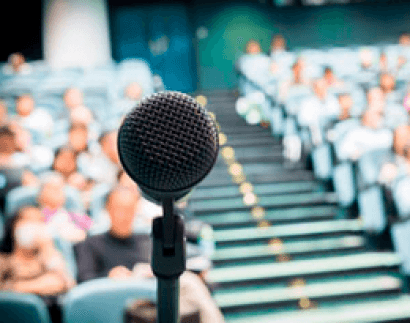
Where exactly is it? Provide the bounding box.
[3,0,410,322]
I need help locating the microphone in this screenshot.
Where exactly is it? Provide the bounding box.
[117,91,219,203]
[117,91,219,323]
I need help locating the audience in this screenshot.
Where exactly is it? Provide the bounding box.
[0,206,74,322]
[75,186,224,323]
[3,53,32,75]
[12,94,54,141]
[37,173,90,243]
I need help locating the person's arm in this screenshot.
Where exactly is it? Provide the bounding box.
[12,270,69,296]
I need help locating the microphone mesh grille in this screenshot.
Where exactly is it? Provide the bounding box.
[118,92,219,193]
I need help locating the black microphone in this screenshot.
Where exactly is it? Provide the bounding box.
[117,91,219,203]
[117,91,219,323]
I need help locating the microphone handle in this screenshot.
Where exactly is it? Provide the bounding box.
[158,277,180,323]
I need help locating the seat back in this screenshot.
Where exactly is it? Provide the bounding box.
[332,162,356,207]
[62,278,156,323]
[0,292,51,323]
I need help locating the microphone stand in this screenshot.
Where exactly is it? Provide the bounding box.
[152,197,186,323]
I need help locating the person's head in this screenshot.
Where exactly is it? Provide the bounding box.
[8,53,25,72]
[245,40,261,55]
[360,48,373,69]
[367,87,385,111]
[52,146,77,178]
[63,88,84,109]
[313,78,327,99]
[1,206,49,254]
[324,66,335,85]
[16,95,35,117]
[38,173,66,211]
[338,93,353,120]
[0,126,16,155]
[399,32,410,46]
[292,59,304,82]
[0,100,7,125]
[271,34,286,52]
[99,130,120,165]
[362,108,384,129]
[124,82,143,101]
[380,73,396,93]
[106,186,139,238]
[68,123,88,153]
[394,125,410,156]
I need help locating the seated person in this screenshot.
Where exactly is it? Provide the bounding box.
[0,125,30,169]
[12,95,54,142]
[327,93,361,144]
[357,48,378,87]
[336,108,393,161]
[2,53,32,75]
[237,40,272,94]
[0,100,8,127]
[378,125,410,186]
[380,73,401,104]
[61,88,94,126]
[0,206,75,322]
[52,146,82,183]
[297,78,339,145]
[269,34,293,78]
[397,32,410,71]
[278,58,311,106]
[37,173,91,243]
[75,186,224,323]
[323,66,344,90]
[116,82,144,115]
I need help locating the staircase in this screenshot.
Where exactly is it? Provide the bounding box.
[188,90,410,323]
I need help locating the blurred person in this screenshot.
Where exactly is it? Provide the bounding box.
[379,52,389,73]
[75,186,224,323]
[380,73,401,104]
[358,48,378,88]
[297,78,339,145]
[237,40,272,95]
[270,34,287,54]
[0,100,8,126]
[99,130,121,166]
[397,32,410,70]
[61,88,94,126]
[52,146,79,181]
[0,206,75,322]
[323,66,344,89]
[336,108,393,161]
[37,173,91,243]
[116,82,144,116]
[3,52,32,75]
[278,58,311,105]
[13,94,54,141]
[0,126,30,169]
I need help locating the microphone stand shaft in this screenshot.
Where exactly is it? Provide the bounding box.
[158,277,179,323]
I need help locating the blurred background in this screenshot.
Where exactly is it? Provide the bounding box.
[3,0,410,322]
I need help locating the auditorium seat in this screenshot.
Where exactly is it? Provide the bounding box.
[62,278,156,323]
[0,292,51,323]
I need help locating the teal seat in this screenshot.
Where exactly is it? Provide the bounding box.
[0,292,51,323]
[62,278,156,323]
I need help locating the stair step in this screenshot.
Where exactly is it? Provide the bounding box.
[208,252,401,288]
[224,295,410,323]
[190,192,338,214]
[215,275,402,313]
[208,162,303,177]
[222,137,278,147]
[197,205,337,228]
[190,181,320,200]
[212,236,365,265]
[213,219,362,247]
[198,170,314,187]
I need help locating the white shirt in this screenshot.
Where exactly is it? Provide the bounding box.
[336,126,393,161]
[298,94,340,128]
[18,108,54,139]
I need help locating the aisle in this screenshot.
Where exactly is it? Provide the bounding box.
[187,91,410,323]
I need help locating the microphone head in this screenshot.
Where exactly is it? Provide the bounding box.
[117,91,219,203]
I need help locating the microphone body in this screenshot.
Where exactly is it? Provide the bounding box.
[117,91,219,323]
